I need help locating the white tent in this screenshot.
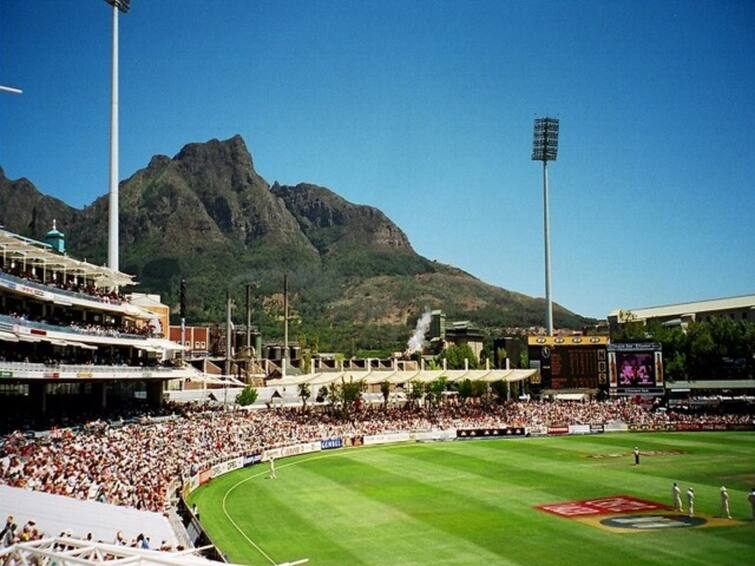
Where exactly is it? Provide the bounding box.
[269,368,537,388]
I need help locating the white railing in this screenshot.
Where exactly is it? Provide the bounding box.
[0,361,195,380]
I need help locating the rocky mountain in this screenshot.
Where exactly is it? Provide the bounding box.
[0,136,589,354]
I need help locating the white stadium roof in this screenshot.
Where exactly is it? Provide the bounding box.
[270,368,537,388]
[608,293,755,321]
[0,228,135,288]
[0,485,177,547]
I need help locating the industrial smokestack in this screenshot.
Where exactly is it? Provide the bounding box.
[245,283,252,351]
[180,278,187,361]
[225,290,232,376]
[283,273,289,363]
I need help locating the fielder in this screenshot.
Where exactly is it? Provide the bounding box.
[720,486,731,519]
[633,446,640,465]
[268,456,277,480]
[687,487,695,517]
[749,487,755,520]
[672,482,683,512]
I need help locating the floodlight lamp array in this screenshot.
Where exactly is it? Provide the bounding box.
[105,0,131,13]
[532,117,559,162]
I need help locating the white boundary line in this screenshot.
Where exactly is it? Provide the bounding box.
[219,443,418,565]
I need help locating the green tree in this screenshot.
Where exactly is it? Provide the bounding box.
[236,385,258,406]
[687,321,716,378]
[442,344,479,369]
[380,381,391,408]
[471,380,489,403]
[495,347,508,369]
[341,378,366,418]
[490,379,508,402]
[298,382,311,408]
[458,379,473,404]
[519,348,529,370]
[408,380,426,405]
[426,377,447,407]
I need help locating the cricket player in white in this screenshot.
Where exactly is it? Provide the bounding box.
[686,487,695,517]
[672,482,683,512]
[720,486,731,519]
[749,487,755,520]
[269,457,277,479]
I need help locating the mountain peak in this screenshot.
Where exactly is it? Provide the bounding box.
[173,135,256,175]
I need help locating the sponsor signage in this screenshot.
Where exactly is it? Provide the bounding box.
[456,427,526,439]
[244,453,262,466]
[410,429,456,442]
[527,425,548,436]
[727,423,755,431]
[262,441,322,461]
[537,496,670,518]
[189,474,200,492]
[534,496,739,534]
[321,437,343,450]
[43,372,60,379]
[363,432,411,446]
[0,370,13,378]
[76,371,93,379]
[198,469,212,485]
[568,424,591,435]
[590,512,743,533]
[603,421,629,432]
[589,424,605,434]
[547,426,569,435]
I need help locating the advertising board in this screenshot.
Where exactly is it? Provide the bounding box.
[363,432,411,446]
[262,441,322,461]
[321,438,343,450]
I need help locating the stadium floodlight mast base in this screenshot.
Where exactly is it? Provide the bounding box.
[104,0,130,273]
[532,117,559,336]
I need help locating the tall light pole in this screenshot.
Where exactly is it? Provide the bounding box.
[104,0,130,272]
[532,117,559,335]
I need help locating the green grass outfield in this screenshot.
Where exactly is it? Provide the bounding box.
[188,432,755,565]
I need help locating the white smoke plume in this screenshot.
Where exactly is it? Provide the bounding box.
[406,309,432,354]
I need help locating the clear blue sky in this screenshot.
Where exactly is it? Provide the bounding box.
[1,0,754,319]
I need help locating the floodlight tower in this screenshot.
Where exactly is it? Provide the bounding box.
[532,117,559,335]
[104,0,130,272]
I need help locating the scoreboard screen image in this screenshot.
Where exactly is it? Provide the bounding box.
[607,342,664,395]
[528,336,609,390]
[616,352,655,387]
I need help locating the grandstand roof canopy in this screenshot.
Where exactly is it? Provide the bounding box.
[608,293,755,321]
[271,368,537,387]
[0,538,235,566]
[0,228,135,288]
[0,485,177,547]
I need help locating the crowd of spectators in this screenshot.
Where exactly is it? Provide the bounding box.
[1,399,752,514]
[0,513,183,552]
[0,262,124,305]
[3,311,156,339]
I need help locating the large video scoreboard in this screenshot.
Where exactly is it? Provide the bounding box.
[607,342,664,396]
[528,336,609,390]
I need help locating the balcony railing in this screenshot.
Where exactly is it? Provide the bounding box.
[0,313,149,340]
[0,270,123,306]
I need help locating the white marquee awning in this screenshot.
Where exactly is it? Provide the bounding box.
[270,368,538,388]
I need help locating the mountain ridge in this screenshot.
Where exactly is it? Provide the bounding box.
[0,135,590,354]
